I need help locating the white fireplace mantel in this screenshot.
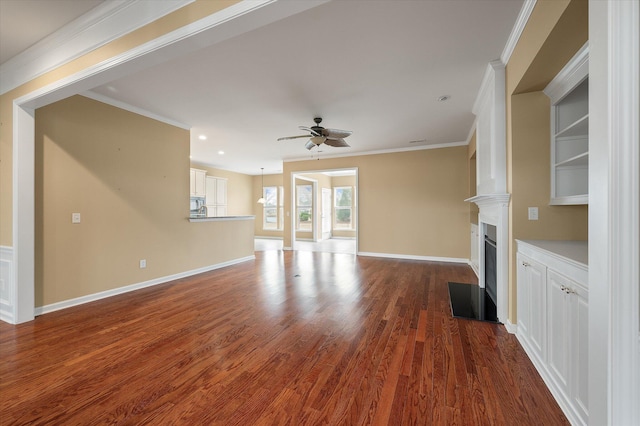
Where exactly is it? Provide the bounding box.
[464,193,510,207]
[465,193,511,327]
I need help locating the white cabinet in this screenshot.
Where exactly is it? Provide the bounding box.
[516,240,588,426]
[205,176,227,217]
[517,253,547,364]
[544,43,589,205]
[190,168,207,198]
[547,269,589,424]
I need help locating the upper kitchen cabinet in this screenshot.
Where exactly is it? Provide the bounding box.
[544,43,589,205]
[190,168,207,198]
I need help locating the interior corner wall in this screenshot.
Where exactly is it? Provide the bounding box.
[283,147,470,259]
[505,0,589,323]
[35,96,254,307]
[190,163,253,216]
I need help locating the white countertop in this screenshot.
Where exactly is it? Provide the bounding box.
[518,240,588,266]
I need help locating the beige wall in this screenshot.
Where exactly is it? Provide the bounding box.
[34,96,254,307]
[0,0,241,247]
[284,147,470,259]
[253,173,284,238]
[190,163,253,216]
[506,0,588,322]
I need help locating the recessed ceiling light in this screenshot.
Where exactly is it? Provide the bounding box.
[198,135,207,140]
[218,151,224,155]
[437,95,451,102]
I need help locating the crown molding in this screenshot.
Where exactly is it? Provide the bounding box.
[282,140,468,163]
[0,0,195,95]
[543,41,589,103]
[500,0,536,64]
[82,91,191,130]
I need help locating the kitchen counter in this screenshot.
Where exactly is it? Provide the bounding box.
[188,215,254,222]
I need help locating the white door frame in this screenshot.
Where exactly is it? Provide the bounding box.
[321,187,332,240]
[290,168,358,253]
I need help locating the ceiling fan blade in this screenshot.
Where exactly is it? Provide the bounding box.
[299,126,320,136]
[322,128,352,138]
[277,135,311,141]
[305,140,316,150]
[323,138,350,148]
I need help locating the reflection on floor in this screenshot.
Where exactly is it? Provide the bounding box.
[254,238,356,255]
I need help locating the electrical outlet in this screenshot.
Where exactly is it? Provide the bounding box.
[72,213,81,224]
[528,207,539,221]
[139,259,146,269]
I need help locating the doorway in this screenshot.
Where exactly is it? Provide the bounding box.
[291,168,358,255]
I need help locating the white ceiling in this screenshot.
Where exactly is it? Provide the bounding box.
[3,0,524,176]
[0,0,104,64]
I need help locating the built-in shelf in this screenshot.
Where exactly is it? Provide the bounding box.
[556,151,588,168]
[556,114,588,139]
[545,44,589,206]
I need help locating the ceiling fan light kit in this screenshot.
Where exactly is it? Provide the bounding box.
[278,117,352,151]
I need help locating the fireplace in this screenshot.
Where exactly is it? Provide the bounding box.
[484,226,497,305]
[465,193,510,326]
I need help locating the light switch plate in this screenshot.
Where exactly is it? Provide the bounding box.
[528,207,539,221]
[72,213,81,224]
[139,259,146,269]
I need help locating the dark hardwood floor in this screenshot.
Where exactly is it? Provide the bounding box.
[0,250,568,425]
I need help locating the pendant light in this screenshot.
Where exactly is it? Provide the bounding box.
[257,167,266,204]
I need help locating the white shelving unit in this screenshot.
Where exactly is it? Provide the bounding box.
[544,43,589,205]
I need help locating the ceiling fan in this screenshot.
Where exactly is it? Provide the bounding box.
[277,117,352,150]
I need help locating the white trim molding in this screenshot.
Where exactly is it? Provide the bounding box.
[0,246,14,323]
[608,0,640,424]
[543,42,589,104]
[82,91,191,130]
[500,0,536,65]
[0,0,195,95]
[34,255,255,317]
[357,252,468,264]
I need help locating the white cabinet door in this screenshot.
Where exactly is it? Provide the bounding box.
[572,284,589,423]
[205,176,217,205]
[517,253,547,363]
[547,270,573,397]
[194,169,206,197]
[189,169,196,197]
[215,178,227,205]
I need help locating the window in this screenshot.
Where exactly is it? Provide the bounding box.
[263,186,278,229]
[334,186,353,229]
[263,186,284,230]
[279,186,284,230]
[296,184,313,231]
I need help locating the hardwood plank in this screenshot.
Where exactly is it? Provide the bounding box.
[0,252,568,425]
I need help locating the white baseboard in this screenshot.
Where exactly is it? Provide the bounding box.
[469,260,480,278]
[504,319,517,334]
[254,236,283,240]
[357,251,468,264]
[34,255,255,316]
[0,246,14,323]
